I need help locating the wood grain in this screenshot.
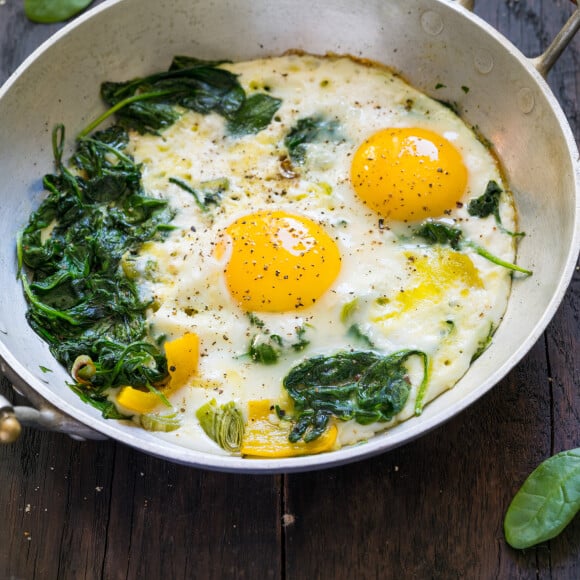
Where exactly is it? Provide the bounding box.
[0,1,579,578]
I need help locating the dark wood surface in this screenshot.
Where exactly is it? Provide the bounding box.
[1,1,579,578]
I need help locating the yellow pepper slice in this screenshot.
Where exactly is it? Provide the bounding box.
[241,399,338,458]
[116,386,160,414]
[165,332,199,389]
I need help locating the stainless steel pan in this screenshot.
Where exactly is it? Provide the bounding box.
[0,0,578,472]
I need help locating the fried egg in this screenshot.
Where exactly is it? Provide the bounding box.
[123,53,520,456]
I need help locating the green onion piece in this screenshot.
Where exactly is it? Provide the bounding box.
[140,412,181,432]
[196,399,244,452]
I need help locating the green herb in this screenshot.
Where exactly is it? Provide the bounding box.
[169,176,229,212]
[196,399,244,452]
[227,93,282,136]
[471,323,495,362]
[80,56,280,138]
[69,383,129,420]
[283,349,429,443]
[347,324,374,347]
[248,333,283,365]
[467,180,524,238]
[291,325,311,352]
[414,220,532,275]
[246,322,311,363]
[247,312,266,329]
[284,115,342,165]
[24,0,94,23]
[504,449,580,549]
[340,298,359,323]
[18,124,174,416]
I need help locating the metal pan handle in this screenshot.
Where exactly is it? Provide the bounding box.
[455,0,580,77]
[0,392,107,443]
[532,6,580,77]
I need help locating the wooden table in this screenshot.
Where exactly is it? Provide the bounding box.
[1,1,579,578]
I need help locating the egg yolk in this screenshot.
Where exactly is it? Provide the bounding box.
[351,127,468,221]
[223,210,341,312]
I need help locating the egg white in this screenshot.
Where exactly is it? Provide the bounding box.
[124,53,517,454]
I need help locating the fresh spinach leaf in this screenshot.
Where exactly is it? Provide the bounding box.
[283,349,428,442]
[504,449,580,549]
[24,0,94,23]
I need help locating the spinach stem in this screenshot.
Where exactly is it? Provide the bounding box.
[470,242,533,276]
[78,89,177,139]
[413,351,431,415]
[20,274,80,326]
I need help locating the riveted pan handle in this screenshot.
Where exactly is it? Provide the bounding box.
[0,391,108,443]
[0,395,21,443]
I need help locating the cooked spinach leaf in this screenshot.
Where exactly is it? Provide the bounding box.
[467,180,524,238]
[227,93,282,136]
[467,180,502,221]
[169,176,229,212]
[248,334,284,365]
[504,449,580,549]
[24,0,94,23]
[414,220,532,275]
[283,349,428,443]
[245,317,311,364]
[18,125,174,412]
[80,56,280,138]
[284,115,342,165]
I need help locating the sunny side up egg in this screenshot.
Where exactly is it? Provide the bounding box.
[121,53,519,457]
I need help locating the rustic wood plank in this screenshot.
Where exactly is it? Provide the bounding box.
[101,446,282,580]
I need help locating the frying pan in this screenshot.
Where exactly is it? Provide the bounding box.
[0,0,578,473]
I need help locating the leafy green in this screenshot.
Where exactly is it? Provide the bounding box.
[69,383,129,419]
[24,0,94,23]
[284,115,342,165]
[283,350,429,443]
[80,56,280,138]
[467,180,503,221]
[196,399,244,452]
[467,180,524,238]
[471,323,495,362]
[414,220,532,275]
[169,177,229,212]
[347,324,375,347]
[245,316,311,364]
[504,449,580,549]
[18,125,174,413]
[248,334,284,365]
[227,93,282,136]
